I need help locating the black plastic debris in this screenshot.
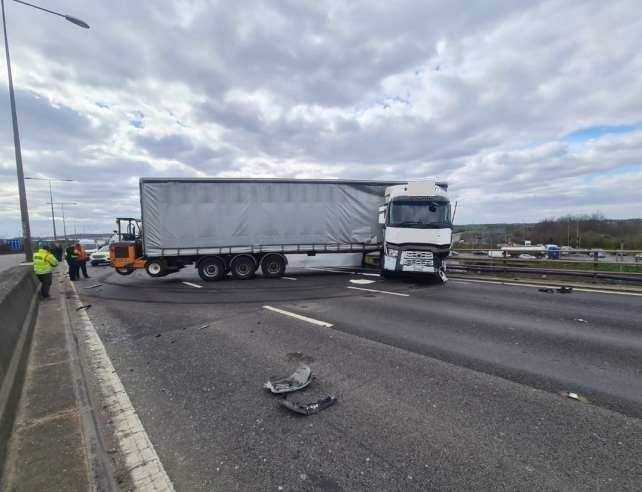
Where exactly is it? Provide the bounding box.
[557,286,573,293]
[264,365,312,394]
[538,288,554,293]
[76,304,92,311]
[280,395,337,416]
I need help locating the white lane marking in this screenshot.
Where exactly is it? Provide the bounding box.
[281,276,297,280]
[263,305,334,328]
[359,272,381,277]
[347,286,410,297]
[350,279,376,285]
[69,281,175,491]
[182,281,202,289]
[451,278,642,297]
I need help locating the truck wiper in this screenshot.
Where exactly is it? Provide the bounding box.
[392,221,422,227]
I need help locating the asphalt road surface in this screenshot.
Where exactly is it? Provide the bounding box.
[0,253,23,273]
[76,262,642,490]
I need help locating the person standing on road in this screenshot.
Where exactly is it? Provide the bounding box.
[75,242,90,279]
[33,245,58,299]
[52,241,63,261]
[66,245,80,281]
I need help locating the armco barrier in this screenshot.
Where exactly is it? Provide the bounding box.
[0,266,39,476]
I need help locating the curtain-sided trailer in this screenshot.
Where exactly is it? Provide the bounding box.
[110,178,452,281]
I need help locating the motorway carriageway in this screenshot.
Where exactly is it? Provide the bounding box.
[71,263,642,490]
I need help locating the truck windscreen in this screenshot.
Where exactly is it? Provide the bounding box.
[387,200,451,228]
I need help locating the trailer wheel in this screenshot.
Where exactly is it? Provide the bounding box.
[198,256,226,281]
[145,259,166,278]
[261,254,286,278]
[230,255,256,280]
[115,266,134,276]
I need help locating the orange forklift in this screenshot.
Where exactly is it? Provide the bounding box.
[109,218,146,275]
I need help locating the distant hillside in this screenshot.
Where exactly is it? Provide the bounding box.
[455,215,642,250]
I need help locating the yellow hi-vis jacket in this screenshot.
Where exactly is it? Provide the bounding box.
[33,248,58,275]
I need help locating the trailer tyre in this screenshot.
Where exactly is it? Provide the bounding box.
[198,257,226,281]
[230,255,256,280]
[145,259,166,278]
[261,254,286,278]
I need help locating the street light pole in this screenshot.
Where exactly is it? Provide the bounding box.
[1,0,89,261]
[2,0,32,260]
[25,177,74,240]
[48,202,76,241]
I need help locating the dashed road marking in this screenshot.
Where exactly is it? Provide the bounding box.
[281,277,297,280]
[263,305,334,328]
[182,281,202,289]
[347,286,410,297]
[69,281,175,491]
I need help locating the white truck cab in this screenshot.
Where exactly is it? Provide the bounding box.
[379,180,452,281]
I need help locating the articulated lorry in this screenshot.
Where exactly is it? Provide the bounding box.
[110,178,452,281]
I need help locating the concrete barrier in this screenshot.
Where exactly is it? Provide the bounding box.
[0,266,39,473]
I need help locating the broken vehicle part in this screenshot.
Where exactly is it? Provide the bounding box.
[280,395,337,416]
[557,286,573,293]
[264,365,312,394]
[538,288,554,293]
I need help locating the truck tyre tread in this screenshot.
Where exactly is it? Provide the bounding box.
[198,257,226,281]
[261,254,286,278]
[230,255,256,280]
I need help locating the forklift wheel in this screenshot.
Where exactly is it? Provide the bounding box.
[115,267,134,276]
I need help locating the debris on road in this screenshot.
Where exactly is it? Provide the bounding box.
[280,395,337,416]
[155,333,162,338]
[538,288,554,293]
[575,318,588,323]
[84,283,104,289]
[198,324,209,330]
[264,365,312,394]
[349,279,376,285]
[557,287,573,294]
[562,391,588,402]
[76,304,92,311]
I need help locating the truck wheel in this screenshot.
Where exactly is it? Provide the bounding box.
[115,266,134,276]
[261,254,286,278]
[198,257,226,281]
[145,259,166,278]
[230,255,256,280]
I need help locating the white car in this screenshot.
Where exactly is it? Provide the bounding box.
[90,245,111,266]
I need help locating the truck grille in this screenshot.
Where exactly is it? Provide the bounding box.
[400,250,434,267]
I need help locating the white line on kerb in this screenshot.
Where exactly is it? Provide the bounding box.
[347,286,410,297]
[69,281,175,491]
[182,281,202,289]
[281,276,297,280]
[451,278,642,297]
[263,305,334,327]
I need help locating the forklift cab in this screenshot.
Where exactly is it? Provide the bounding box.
[110,218,145,275]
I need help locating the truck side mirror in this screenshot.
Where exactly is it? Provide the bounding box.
[378,205,386,225]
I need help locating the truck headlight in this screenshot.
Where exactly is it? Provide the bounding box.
[386,247,399,257]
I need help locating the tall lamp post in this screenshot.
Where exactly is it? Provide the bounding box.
[47,201,76,241]
[1,0,89,261]
[25,176,74,240]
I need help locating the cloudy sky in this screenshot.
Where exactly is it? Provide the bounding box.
[1,0,641,238]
